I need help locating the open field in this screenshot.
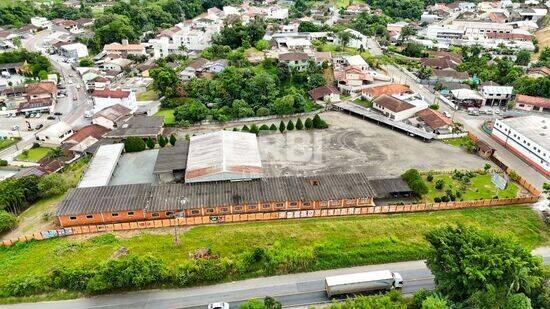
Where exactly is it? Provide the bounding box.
[0,205,548,294]
[442,136,472,147]
[259,111,487,177]
[136,90,159,101]
[422,172,519,202]
[155,109,176,125]
[15,147,50,162]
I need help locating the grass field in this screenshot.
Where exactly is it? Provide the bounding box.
[155,109,176,125]
[15,147,50,162]
[442,136,472,147]
[422,172,518,202]
[354,98,373,108]
[0,138,18,151]
[0,205,548,293]
[136,90,159,101]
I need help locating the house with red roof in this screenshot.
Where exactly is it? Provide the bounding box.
[514,95,550,113]
[91,88,136,114]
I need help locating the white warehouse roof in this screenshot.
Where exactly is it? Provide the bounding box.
[185,131,263,183]
[78,143,124,188]
[38,121,72,139]
[499,116,550,150]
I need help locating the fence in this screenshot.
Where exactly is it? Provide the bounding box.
[0,195,539,247]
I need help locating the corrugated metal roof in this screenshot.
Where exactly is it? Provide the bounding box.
[57,173,410,216]
[78,143,124,188]
[185,131,263,183]
[153,140,190,174]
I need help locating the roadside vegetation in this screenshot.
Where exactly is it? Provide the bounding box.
[15,146,51,162]
[0,205,548,303]
[0,138,19,151]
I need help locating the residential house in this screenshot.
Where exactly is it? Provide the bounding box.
[30,17,52,29]
[59,43,89,60]
[514,95,550,113]
[278,52,310,71]
[103,42,146,57]
[334,67,374,94]
[35,121,73,146]
[361,84,412,100]
[101,58,133,72]
[62,124,111,154]
[92,104,133,129]
[17,81,58,114]
[91,88,137,114]
[334,29,369,50]
[372,94,428,121]
[308,85,340,103]
[179,58,210,81]
[414,108,453,134]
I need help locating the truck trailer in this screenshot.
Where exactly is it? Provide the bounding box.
[325,270,403,297]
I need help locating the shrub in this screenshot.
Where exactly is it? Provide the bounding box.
[296,118,304,130]
[456,191,462,198]
[279,121,285,133]
[0,159,7,166]
[434,197,442,203]
[0,210,17,233]
[434,179,445,190]
[146,137,155,149]
[410,288,435,309]
[402,169,428,196]
[31,143,40,149]
[426,173,434,182]
[158,135,167,148]
[287,120,294,131]
[2,276,48,297]
[269,124,277,130]
[259,124,269,131]
[169,134,177,146]
[304,118,313,129]
[38,173,68,198]
[124,137,146,152]
[250,124,260,135]
[51,268,95,291]
[441,195,450,202]
[312,114,328,129]
[86,255,168,294]
[232,127,239,131]
[242,125,250,132]
[508,170,520,181]
[175,258,235,286]
[256,107,270,117]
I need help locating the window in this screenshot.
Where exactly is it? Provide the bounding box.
[206,208,215,213]
[330,200,341,206]
[191,209,200,215]
[345,199,356,205]
[310,179,320,186]
[289,202,298,208]
[166,211,174,216]
[220,207,229,213]
[152,212,160,217]
[262,203,271,209]
[275,203,285,209]
[70,216,77,220]
[128,211,135,216]
[248,205,257,210]
[234,206,243,211]
[320,201,328,208]
[86,215,93,219]
[302,202,312,207]
[112,212,119,217]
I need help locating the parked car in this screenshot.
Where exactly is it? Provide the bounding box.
[47,116,56,120]
[36,124,44,130]
[443,111,451,118]
[54,112,63,116]
[208,303,229,309]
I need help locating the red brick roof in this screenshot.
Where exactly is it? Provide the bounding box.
[373,94,415,112]
[420,57,457,70]
[26,82,57,95]
[279,52,309,62]
[416,108,452,129]
[92,88,131,99]
[516,95,550,109]
[362,84,411,98]
[64,124,111,144]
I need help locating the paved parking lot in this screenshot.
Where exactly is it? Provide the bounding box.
[259,111,487,178]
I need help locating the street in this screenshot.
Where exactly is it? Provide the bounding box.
[383,64,549,189]
[6,249,549,309]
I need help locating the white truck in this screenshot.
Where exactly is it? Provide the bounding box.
[325,270,403,297]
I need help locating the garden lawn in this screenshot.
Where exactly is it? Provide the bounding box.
[0,138,17,151]
[136,90,159,101]
[0,205,547,294]
[155,109,175,125]
[15,147,50,162]
[354,98,373,108]
[443,136,472,147]
[423,172,519,202]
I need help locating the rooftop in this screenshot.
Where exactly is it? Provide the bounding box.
[373,94,415,113]
[499,115,550,150]
[104,115,164,138]
[153,140,190,174]
[362,84,411,98]
[515,94,550,109]
[78,143,124,188]
[92,88,131,99]
[185,131,263,183]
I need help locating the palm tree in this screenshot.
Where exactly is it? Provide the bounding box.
[48,147,64,159]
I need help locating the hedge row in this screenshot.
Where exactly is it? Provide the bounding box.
[237,114,328,135]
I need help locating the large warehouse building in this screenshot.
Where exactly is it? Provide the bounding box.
[492,115,549,176]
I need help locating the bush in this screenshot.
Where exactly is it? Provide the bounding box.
[434,197,442,203]
[158,135,167,148]
[269,124,277,131]
[426,173,434,182]
[441,195,450,202]
[295,118,304,130]
[161,97,187,109]
[410,288,435,309]
[250,124,259,135]
[169,134,177,146]
[124,137,146,152]
[51,268,95,291]
[242,125,250,132]
[304,118,313,129]
[402,169,428,196]
[0,159,7,166]
[434,179,445,190]
[175,258,235,286]
[287,120,294,131]
[0,210,17,233]
[279,121,285,133]
[2,276,48,297]
[146,137,155,149]
[312,114,328,129]
[86,255,168,294]
[256,107,270,117]
[38,173,68,197]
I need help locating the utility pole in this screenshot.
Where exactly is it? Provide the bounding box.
[173,196,187,245]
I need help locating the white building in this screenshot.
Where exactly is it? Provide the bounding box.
[59,43,89,60]
[492,116,549,176]
[267,7,289,20]
[78,143,125,188]
[372,93,429,121]
[480,84,513,106]
[35,121,73,146]
[30,17,52,29]
[334,29,369,50]
[91,88,137,114]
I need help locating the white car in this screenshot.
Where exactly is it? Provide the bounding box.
[208,302,229,309]
[443,111,451,118]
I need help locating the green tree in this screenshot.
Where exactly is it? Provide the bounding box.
[304,117,313,129]
[169,134,177,146]
[417,65,433,80]
[254,39,269,51]
[269,123,277,131]
[174,100,209,123]
[94,14,137,46]
[483,163,491,173]
[146,137,155,149]
[48,147,64,159]
[295,118,304,130]
[124,137,146,153]
[150,65,179,98]
[38,70,48,80]
[158,135,167,148]
[515,50,531,66]
[79,58,94,67]
[249,124,259,135]
[232,99,255,119]
[425,225,544,302]
[270,95,295,115]
[421,295,448,309]
[256,107,270,117]
[399,26,416,43]
[0,210,17,233]
[286,120,294,131]
[242,125,250,132]
[38,173,68,198]
[279,121,285,133]
[312,114,327,129]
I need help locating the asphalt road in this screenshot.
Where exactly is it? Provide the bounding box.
[383,64,549,189]
[6,249,549,309]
